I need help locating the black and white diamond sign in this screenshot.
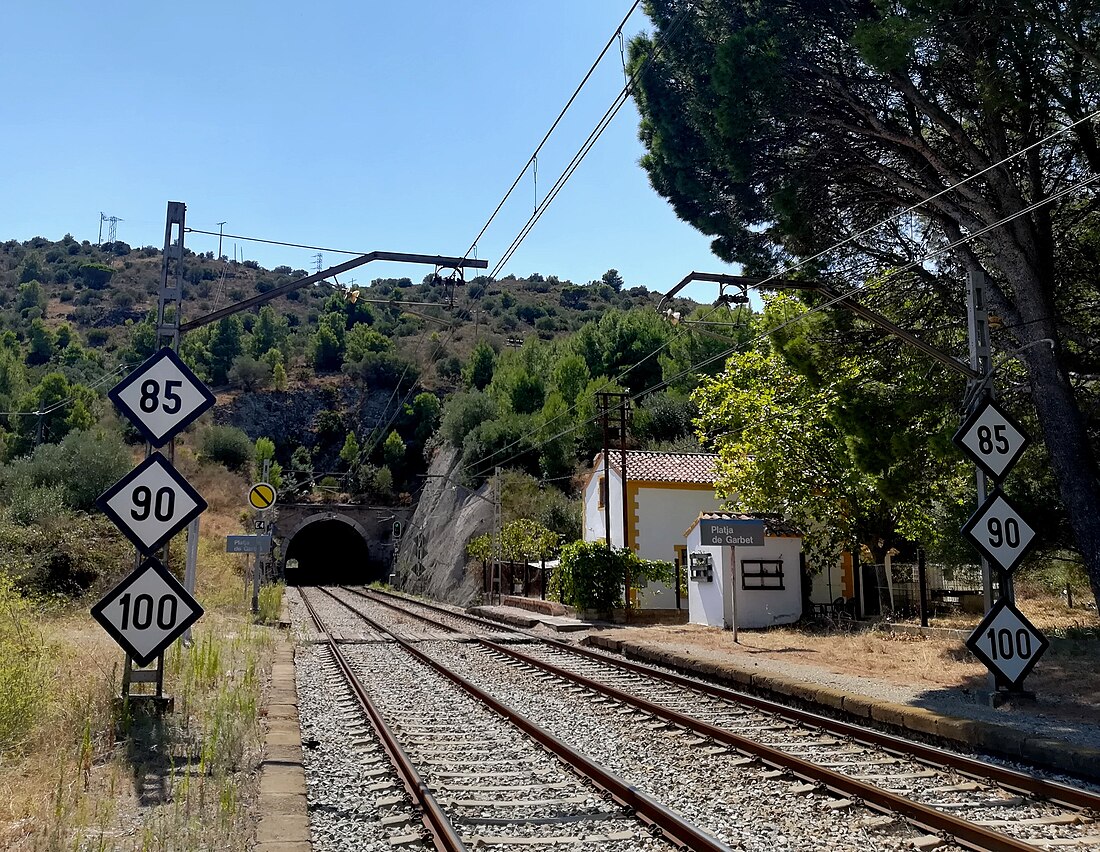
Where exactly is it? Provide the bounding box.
[966,598,1048,688]
[97,452,207,555]
[109,348,215,447]
[953,397,1030,481]
[960,491,1037,574]
[91,557,203,666]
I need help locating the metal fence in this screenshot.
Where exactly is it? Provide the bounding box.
[861,562,992,618]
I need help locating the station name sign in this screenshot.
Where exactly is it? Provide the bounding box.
[700,519,765,547]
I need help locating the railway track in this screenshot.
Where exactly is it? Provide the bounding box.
[326,584,1100,851]
[297,586,733,851]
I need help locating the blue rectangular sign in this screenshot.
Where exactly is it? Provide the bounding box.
[226,534,271,554]
[699,519,765,547]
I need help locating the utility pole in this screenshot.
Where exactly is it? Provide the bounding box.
[598,391,632,607]
[120,201,186,704]
[98,212,123,246]
[599,394,612,548]
[313,252,323,274]
[216,221,227,260]
[965,269,1004,695]
[493,466,502,605]
[618,395,630,607]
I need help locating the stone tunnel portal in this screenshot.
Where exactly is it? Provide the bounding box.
[282,515,386,586]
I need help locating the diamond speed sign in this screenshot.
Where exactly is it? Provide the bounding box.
[960,491,1037,574]
[108,348,215,447]
[91,557,203,667]
[97,453,207,555]
[953,396,1030,481]
[965,598,1048,688]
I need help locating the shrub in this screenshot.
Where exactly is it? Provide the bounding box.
[3,429,130,512]
[552,541,625,612]
[200,425,253,471]
[257,582,285,625]
[77,262,114,289]
[8,485,68,526]
[0,574,47,756]
[441,391,497,448]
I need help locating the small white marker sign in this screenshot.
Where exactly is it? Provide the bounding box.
[109,348,215,448]
[91,557,204,667]
[960,491,1037,574]
[953,397,1030,481]
[965,599,1048,688]
[97,453,207,555]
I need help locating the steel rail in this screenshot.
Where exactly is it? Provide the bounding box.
[356,586,1100,807]
[299,589,468,852]
[479,641,1055,852]
[537,640,1100,811]
[317,587,734,852]
[350,586,1100,850]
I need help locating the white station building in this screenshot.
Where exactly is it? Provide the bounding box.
[582,451,723,609]
[684,512,804,629]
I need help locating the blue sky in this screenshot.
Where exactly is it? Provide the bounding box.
[2,2,737,302]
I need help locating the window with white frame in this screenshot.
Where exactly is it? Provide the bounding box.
[741,560,784,590]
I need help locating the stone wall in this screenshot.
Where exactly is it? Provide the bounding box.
[392,447,491,605]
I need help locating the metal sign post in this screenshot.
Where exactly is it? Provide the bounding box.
[954,270,1047,700]
[91,202,213,713]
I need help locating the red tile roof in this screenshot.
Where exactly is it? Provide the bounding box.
[596,450,719,485]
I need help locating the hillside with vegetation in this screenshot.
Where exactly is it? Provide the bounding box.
[0,233,713,591]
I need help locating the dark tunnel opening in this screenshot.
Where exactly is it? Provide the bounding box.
[283,519,385,586]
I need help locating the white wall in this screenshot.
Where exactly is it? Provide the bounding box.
[687,529,803,629]
[731,536,802,628]
[633,486,723,564]
[583,466,625,547]
[809,558,847,605]
[584,470,725,610]
[686,526,726,627]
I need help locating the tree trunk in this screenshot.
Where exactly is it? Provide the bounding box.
[1021,339,1100,611]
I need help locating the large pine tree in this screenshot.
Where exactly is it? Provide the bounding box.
[631,0,1100,607]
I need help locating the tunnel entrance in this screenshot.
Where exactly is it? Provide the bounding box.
[282,516,385,586]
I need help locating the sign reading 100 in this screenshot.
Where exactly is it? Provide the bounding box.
[116,590,179,631]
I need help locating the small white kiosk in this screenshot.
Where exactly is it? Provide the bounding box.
[684,512,803,631]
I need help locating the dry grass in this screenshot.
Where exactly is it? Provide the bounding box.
[613,592,1100,726]
[0,453,277,851]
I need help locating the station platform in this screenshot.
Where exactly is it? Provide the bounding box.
[468,601,1100,783]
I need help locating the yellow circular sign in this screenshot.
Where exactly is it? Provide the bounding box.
[248,482,277,511]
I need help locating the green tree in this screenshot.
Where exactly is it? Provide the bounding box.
[254,436,284,489]
[373,465,394,496]
[17,280,46,313]
[208,316,244,385]
[18,253,43,284]
[272,361,288,391]
[631,0,1100,606]
[228,354,273,391]
[382,430,406,471]
[462,341,496,390]
[551,353,589,406]
[600,269,624,292]
[312,323,343,371]
[345,324,391,363]
[249,306,286,358]
[199,425,253,471]
[339,431,361,469]
[410,392,441,442]
[441,391,498,448]
[693,302,967,566]
[76,263,113,289]
[25,320,55,366]
[3,428,129,511]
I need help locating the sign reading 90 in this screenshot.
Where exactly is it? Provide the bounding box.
[97,453,207,555]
